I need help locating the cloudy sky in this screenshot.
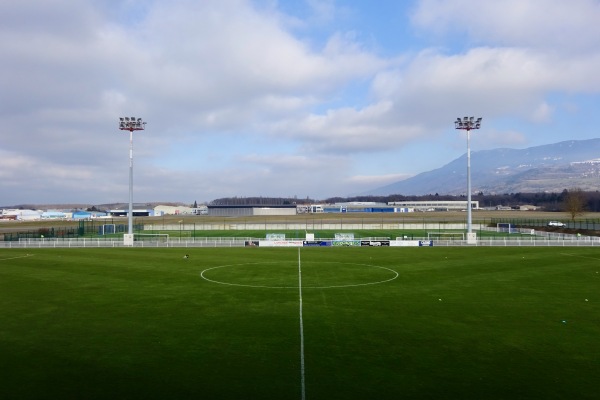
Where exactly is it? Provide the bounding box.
[2,0,600,206]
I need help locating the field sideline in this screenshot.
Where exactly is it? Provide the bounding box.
[1,247,599,399]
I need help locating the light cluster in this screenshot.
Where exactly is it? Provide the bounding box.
[119,117,146,131]
[455,116,482,130]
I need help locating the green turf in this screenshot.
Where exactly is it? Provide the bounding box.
[1,247,599,399]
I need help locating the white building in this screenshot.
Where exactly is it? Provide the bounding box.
[153,205,194,216]
[388,200,479,211]
[1,209,42,220]
[192,206,208,215]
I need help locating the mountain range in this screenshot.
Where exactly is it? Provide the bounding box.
[367,138,600,196]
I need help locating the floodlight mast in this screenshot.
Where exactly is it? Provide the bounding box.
[119,117,146,242]
[454,117,482,240]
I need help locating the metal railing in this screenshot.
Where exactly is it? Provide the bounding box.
[2,235,599,248]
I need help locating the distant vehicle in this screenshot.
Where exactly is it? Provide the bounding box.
[547,221,566,227]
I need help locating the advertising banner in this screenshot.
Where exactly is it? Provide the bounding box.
[332,240,361,247]
[259,240,304,247]
[303,241,332,247]
[390,240,421,247]
[360,240,390,247]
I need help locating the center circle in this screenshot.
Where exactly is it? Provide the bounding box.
[200,261,398,289]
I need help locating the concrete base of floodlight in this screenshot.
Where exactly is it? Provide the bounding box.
[124,234,134,246]
[466,232,477,245]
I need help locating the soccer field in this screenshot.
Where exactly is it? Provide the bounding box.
[1,247,599,399]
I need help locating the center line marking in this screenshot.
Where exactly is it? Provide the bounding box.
[298,248,306,400]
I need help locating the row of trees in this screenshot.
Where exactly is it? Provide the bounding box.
[322,190,585,209]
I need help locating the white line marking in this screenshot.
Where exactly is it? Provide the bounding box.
[298,248,306,400]
[0,254,34,261]
[199,257,401,400]
[561,253,600,261]
[199,261,398,289]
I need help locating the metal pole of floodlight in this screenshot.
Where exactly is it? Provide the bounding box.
[119,117,146,243]
[454,116,482,239]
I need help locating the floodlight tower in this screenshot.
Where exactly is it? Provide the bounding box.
[119,117,146,245]
[454,116,482,244]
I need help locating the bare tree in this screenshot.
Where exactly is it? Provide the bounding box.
[563,188,586,221]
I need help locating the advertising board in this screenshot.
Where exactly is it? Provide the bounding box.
[390,240,421,247]
[332,240,361,247]
[360,240,390,246]
[303,241,332,247]
[259,240,304,247]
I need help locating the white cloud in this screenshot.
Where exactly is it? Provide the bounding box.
[346,173,412,186]
[0,0,389,204]
[411,0,600,53]
[268,100,426,153]
[1,0,600,204]
[306,0,337,23]
[367,45,600,135]
[531,102,553,123]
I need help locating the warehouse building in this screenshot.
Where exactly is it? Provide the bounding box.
[207,205,298,217]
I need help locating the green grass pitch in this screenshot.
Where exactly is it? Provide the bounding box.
[1,247,599,399]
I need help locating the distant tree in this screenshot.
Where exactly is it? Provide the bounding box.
[193,200,198,208]
[563,188,586,221]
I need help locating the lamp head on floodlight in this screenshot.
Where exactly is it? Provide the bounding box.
[119,116,146,132]
[455,116,482,131]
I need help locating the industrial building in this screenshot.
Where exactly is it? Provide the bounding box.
[387,200,479,211]
[207,205,298,217]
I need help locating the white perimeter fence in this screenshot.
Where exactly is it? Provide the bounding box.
[2,234,600,248]
[145,222,472,231]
